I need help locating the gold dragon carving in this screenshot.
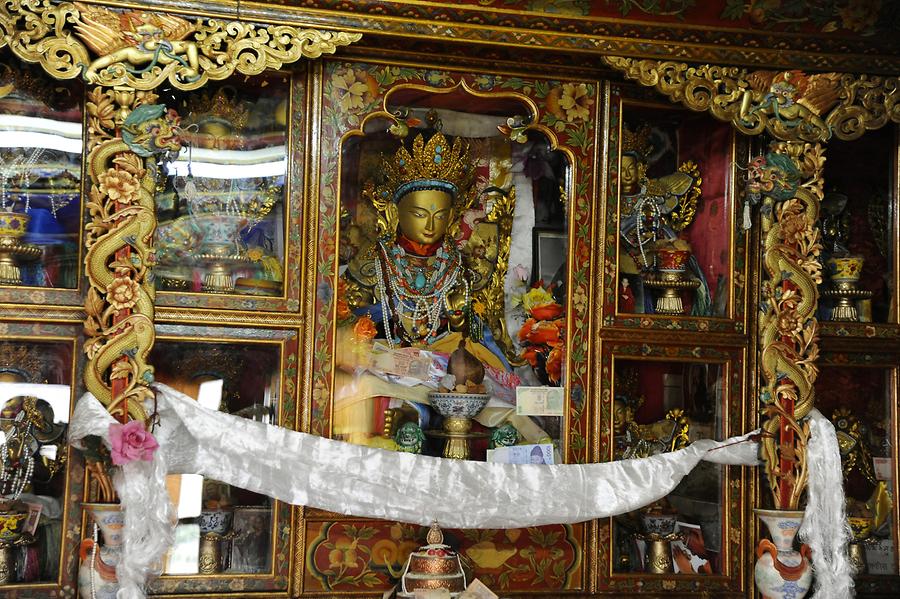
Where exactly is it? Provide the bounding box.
[0,0,361,90]
[750,142,825,509]
[83,88,181,423]
[603,57,900,142]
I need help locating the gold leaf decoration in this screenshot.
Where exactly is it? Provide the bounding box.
[604,57,900,142]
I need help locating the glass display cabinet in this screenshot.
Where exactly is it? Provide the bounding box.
[300,58,600,595]
[599,346,748,595]
[0,58,84,305]
[0,325,80,595]
[155,70,306,312]
[815,354,899,596]
[143,327,299,595]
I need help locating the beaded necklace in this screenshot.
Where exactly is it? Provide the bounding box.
[0,147,44,212]
[626,184,662,270]
[374,238,466,348]
[0,413,36,500]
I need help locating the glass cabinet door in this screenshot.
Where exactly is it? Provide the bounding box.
[302,58,602,595]
[154,70,307,312]
[601,84,751,335]
[144,326,299,595]
[599,343,748,595]
[0,326,79,594]
[815,355,899,592]
[0,58,84,304]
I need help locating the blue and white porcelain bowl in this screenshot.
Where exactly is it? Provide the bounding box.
[428,392,490,419]
[198,509,234,535]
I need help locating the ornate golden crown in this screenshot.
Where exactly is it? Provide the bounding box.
[185,87,251,132]
[0,342,43,382]
[622,123,653,160]
[374,131,475,207]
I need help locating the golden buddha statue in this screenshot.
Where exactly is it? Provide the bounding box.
[334,120,550,449]
[618,123,709,315]
[343,126,507,369]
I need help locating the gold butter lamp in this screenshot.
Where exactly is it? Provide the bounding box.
[847,516,874,575]
[427,392,490,460]
[635,510,681,574]
[823,256,871,322]
[0,212,41,285]
[642,247,698,316]
[197,509,236,574]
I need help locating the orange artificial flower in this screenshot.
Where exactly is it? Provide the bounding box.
[353,315,377,342]
[336,298,352,321]
[521,346,540,368]
[522,319,562,346]
[518,318,537,342]
[546,345,564,384]
[530,302,564,320]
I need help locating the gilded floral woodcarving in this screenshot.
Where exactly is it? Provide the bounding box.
[748,142,824,508]
[0,0,361,90]
[603,57,900,142]
[83,89,181,422]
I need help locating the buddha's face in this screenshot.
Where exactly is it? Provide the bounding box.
[621,154,642,194]
[396,189,453,246]
[613,399,631,433]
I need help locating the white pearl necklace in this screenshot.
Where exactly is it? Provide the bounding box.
[0,418,36,500]
[0,147,44,212]
[633,189,661,270]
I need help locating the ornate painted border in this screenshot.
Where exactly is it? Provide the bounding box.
[130,0,900,74]
[302,520,584,594]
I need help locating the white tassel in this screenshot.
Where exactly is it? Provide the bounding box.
[800,409,855,599]
[742,200,752,230]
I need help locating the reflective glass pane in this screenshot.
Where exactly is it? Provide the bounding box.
[156,74,289,297]
[819,127,896,324]
[331,90,570,463]
[150,340,279,575]
[817,365,897,576]
[0,60,83,289]
[612,359,725,575]
[0,339,73,583]
[616,105,735,318]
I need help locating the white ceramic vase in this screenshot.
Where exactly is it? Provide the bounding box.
[754,509,812,599]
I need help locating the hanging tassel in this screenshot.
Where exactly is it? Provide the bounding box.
[742,200,752,230]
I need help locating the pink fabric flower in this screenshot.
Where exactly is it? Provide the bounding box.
[109,420,159,465]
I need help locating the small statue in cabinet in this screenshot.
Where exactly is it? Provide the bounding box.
[618,123,709,315]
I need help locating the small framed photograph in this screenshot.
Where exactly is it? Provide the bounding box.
[532,228,567,286]
[228,506,271,573]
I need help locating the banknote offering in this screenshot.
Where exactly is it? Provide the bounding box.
[515,386,564,416]
[487,443,554,465]
[459,578,499,599]
[413,589,451,599]
[369,343,433,379]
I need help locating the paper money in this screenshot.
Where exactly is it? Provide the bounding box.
[369,344,432,379]
[515,386,564,416]
[459,578,499,599]
[413,589,451,599]
[487,443,554,465]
